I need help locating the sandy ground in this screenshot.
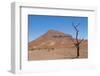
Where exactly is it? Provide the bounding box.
[28,48,88,60]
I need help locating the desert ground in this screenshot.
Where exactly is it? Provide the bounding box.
[28,47,88,60]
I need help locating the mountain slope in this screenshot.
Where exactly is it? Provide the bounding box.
[29,29,87,50]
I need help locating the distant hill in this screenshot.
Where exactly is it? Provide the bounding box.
[29,29,87,50]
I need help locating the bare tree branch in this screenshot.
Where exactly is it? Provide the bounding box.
[76,23,80,27]
[72,23,79,43]
[70,38,76,46]
[72,22,79,32]
[72,24,77,31]
[79,38,84,44]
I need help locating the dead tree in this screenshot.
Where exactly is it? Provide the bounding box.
[72,22,84,58]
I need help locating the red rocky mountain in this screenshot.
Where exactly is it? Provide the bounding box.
[29,30,87,50]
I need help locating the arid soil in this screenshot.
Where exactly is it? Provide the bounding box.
[28,47,88,60]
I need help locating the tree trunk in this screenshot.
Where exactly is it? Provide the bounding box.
[76,45,79,58]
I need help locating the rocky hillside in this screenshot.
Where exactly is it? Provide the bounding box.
[29,30,87,50]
